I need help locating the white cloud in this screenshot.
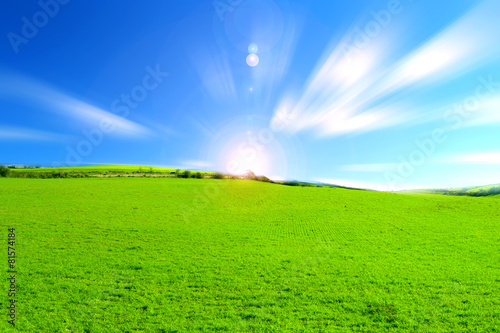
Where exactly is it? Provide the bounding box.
[0,73,152,138]
[55,97,151,137]
[271,0,500,137]
[439,153,500,164]
[392,0,500,87]
[340,151,500,176]
[0,126,70,142]
[462,96,500,127]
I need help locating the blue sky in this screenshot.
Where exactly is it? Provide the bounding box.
[1,0,499,190]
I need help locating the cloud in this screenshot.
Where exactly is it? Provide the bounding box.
[54,97,151,137]
[462,96,500,127]
[340,151,500,175]
[271,0,500,137]
[390,0,500,88]
[438,152,500,164]
[0,73,152,138]
[0,126,71,142]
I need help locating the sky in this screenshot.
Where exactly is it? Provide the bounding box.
[1,0,499,190]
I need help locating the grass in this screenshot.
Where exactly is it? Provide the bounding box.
[4,165,217,179]
[10,164,162,171]
[0,177,499,332]
[9,165,184,174]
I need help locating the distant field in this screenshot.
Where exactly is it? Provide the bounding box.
[9,165,182,173]
[405,184,500,197]
[444,184,499,194]
[5,165,217,179]
[462,185,499,193]
[1,177,499,332]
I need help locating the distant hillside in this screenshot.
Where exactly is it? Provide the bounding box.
[405,184,500,197]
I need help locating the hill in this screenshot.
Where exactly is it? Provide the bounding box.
[405,184,500,197]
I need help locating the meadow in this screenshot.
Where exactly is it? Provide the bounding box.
[2,165,218,180]
[0,176,499,332]
[6,165,179,176]
[408,184,500,197]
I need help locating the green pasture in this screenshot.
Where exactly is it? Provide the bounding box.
[0,177,498,332]
[9,165,179,174]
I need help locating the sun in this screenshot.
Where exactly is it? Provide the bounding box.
[225,148,269,176]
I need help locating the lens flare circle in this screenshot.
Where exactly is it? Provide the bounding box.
[246,54,260,67]
[248,43,259,54]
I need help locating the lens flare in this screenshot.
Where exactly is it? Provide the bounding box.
[248,43,258,54]
[198,115,301,181]
[226,148,269,176]
[246,54,259,67]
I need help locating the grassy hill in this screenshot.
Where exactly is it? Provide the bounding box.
[457,184,500,193]
[404,184,500,197]
[1,176,498,332]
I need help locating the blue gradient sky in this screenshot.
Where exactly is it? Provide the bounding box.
[1,0,499,190]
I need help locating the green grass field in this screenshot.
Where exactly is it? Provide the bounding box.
[407,184,500,197]
[1,177,499,332]
[9,165,180,174]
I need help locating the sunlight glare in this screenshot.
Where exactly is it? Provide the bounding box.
[226,148,269,176]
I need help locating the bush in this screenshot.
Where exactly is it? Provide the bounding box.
[182,170,191,178]
[195,172,202,179]
[256,176,272,183]
[212,173,224,179]
[0,166,11,177]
